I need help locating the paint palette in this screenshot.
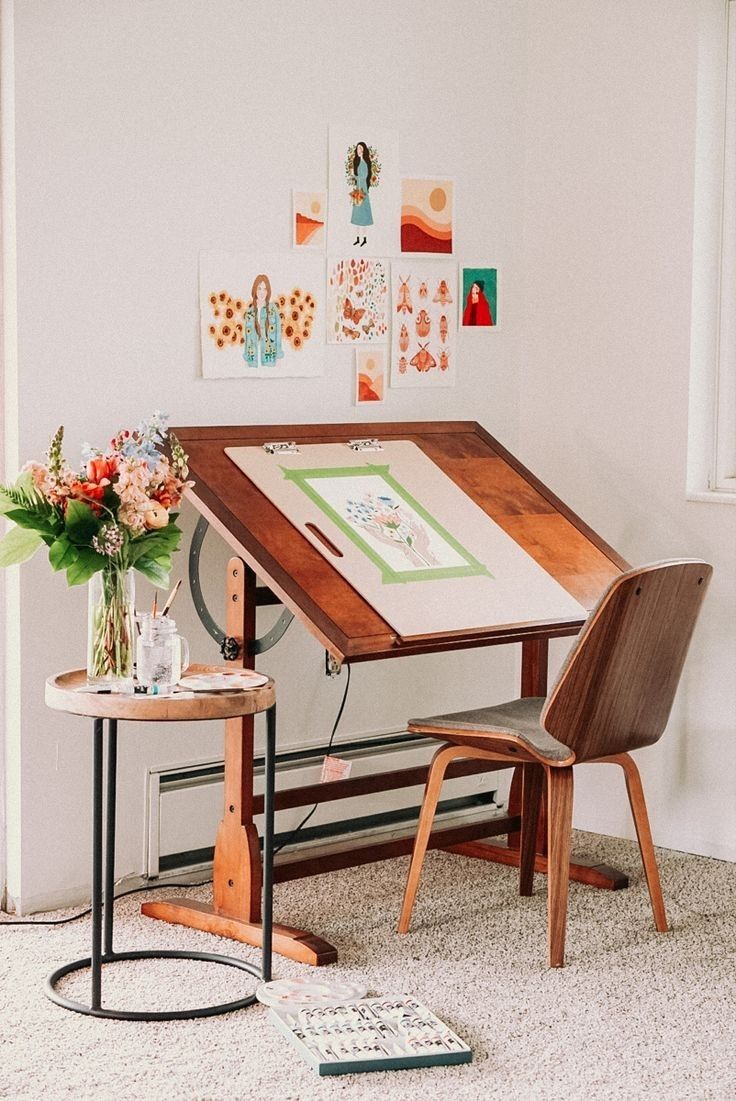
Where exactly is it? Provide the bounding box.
[256,977,368,1009]
[178,672,269,692]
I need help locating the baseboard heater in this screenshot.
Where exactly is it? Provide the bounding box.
[146,730,508,880]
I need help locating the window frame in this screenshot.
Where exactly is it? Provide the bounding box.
[688,0,736,504]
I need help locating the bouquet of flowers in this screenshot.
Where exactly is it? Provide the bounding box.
[349,188,366,206]
[0,412,193,682]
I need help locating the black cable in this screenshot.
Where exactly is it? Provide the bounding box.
[273,662,352,857]
[0,878,213,927]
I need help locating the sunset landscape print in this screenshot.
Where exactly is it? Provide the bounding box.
[293,190,326,248]
[401,178,453,254]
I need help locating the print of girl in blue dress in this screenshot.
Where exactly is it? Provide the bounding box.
[243,274,284,367]
[350,141,373,242]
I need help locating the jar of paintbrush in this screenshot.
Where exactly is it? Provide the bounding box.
[136,580,189,693]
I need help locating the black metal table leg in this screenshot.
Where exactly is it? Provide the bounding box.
[103,719,117,958]
[90,718,103,1011]
[262,704,276,983]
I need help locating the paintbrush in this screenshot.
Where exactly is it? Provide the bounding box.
[151,592,158,617]
[161,578,182,617]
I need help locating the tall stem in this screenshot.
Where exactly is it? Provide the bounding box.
[88,566,134,682]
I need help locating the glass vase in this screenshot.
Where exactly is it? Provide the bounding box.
[87,567,136,688]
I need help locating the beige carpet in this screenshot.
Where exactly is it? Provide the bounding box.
[1,831,735,1100]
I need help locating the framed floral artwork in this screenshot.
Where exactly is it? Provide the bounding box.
[327,125,400,257]
[326,257,389,344]
[200,251,325,378]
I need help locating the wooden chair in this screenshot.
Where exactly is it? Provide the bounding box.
[398,559,712,967]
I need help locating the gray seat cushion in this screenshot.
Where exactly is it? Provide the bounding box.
[409,696,572,763]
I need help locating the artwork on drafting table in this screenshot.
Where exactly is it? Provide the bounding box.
[326,257,389,344]
[400,178,454,254]
[283,464,490,585]
[327,125,400,257]
[461,267,497,327]
[293,190,326,248]
[225,441,588,639]
[390,261,457,387]
[200,251,324,378]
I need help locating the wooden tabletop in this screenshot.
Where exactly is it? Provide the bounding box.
[45,665,275,721]
[173,422,628,662]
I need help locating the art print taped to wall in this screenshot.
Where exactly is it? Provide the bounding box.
[401,178,454,254]
[390,261,457,388]
[327,257,389,344]
[327,125,400,257]
[200,252,324,378]
[461,267,497,327]
[355,347,386,405]
[283,464,491,584]
[293,191,326,248]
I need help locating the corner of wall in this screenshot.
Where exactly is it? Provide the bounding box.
[1,0,21,911]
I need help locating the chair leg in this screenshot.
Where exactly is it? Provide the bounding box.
[546,766,574,968]
[520,763,544,896]
[398,743,458,934]
[615,752,668,932]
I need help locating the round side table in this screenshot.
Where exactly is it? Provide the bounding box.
[44,665,276,1021]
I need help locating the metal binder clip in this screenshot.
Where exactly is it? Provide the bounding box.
[347,438,383,452]
[263,441,300,455]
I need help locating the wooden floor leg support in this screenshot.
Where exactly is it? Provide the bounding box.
[142,556,338,967]
[447,638,630,892]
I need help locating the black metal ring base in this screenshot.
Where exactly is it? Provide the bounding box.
[45,949,262,1021]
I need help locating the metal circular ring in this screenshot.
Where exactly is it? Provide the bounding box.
[45,948,261,1021]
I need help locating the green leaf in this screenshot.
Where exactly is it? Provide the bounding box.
[0,478,58,524]
[125,535,160,564]
[65,547,106,586]
[64,500,100,545]
[126,523,182,566]
[0,526,44,567]
[134,555,172,587]
[15,470,35,495]
[4,507,58,540]
[138,524,182,552]
[0,487,20,515]
[49,535,78,572]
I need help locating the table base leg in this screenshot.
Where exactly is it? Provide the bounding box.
[140,899,338,966]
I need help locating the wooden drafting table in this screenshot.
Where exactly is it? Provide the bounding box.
[142,422,628,965]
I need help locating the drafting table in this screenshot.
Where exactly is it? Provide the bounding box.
[142,422,628,965]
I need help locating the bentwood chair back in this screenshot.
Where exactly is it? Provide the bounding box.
[397,559,712,967]
[542,559,712,762]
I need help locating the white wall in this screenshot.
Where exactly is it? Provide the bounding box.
[4,0,528,909]
[522,0,736,858]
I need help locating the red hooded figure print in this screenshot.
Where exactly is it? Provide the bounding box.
[462,280,493,326]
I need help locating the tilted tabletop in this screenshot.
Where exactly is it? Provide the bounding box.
[45,665,275,722]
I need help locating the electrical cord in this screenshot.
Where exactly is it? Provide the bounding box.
[0,878,213,927]
[273,662,352,857]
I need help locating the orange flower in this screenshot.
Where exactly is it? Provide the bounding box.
[86,456,115,484]
[68,481,106,514]
[71,480,105,501]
